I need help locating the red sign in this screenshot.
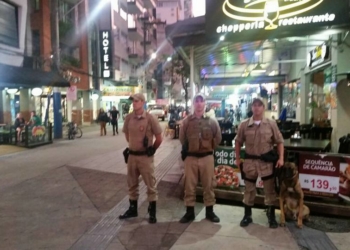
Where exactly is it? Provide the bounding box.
[156,99,169,105]
[67,86,77,101]
[299,153,340,197]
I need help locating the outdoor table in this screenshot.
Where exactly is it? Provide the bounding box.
[283,139,331,152]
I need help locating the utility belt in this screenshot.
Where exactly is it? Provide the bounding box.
[123,147,156,163]
[244,150,279,163]
[186,151,213,158]
[240,150,279,183]
[129,150,148,156]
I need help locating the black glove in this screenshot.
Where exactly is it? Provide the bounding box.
[146,146,156,157]
[123,148,129,163]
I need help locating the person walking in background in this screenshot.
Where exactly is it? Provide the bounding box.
[110,106,120,135]
[98,108,108,136]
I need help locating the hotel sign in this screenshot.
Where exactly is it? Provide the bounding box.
[206,0,350,41]
[100,30,113,79]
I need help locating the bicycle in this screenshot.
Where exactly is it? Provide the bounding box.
[66,122,83,140]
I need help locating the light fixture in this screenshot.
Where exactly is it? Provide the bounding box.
[91,93,99,100]
[6,88,18,94]
[219,35,225,41]
[251,63,266,74]
[255,50,261,56]
[242,69,250,77]
[167,57,172,62]
[269,70,277,76]
[31,87,43,97]
[151,53,157,59]
[186,78,189,83]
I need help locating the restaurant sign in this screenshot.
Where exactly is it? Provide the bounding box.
[206,0,349,41]
[299,153,340,198]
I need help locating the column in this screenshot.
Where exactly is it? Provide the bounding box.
[0,90,11,124]
[82,90,92,125]
[66,100,72,122]
[190,46,195,113]
[53,87,62,138]
[19,89,31,121]
[335,34,350,151]
[72,94,83,125]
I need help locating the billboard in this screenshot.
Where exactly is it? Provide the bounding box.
[206,0,350,42]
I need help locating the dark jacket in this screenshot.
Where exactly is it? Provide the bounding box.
[98,112,109,122]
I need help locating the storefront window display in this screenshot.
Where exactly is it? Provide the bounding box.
[281,81,300,120]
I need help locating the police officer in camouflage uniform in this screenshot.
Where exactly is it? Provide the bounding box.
[179,94,222,223]
[235,98,284,228]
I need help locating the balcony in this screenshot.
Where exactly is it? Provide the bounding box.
[128,19,143,41]
[127,0,144,15]
[127,47,141,65]
[140,36,156,50]
[143,0,156,9]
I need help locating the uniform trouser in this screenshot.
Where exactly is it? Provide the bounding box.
[243,160,276,206]
[127,154,157,201]
[184,155,215,207]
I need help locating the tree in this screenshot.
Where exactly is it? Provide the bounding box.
[170,57,190,112]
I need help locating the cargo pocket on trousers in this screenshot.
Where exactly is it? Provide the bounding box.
[259,163,273,177]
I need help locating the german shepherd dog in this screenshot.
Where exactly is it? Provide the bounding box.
[279,162,310,228]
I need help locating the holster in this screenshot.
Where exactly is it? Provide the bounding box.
[260,150,279,163]
[181,141,188,161]
[146,146,156,157]
[123,148,129,163]
[239,162,245,180]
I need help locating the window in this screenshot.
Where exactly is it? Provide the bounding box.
[32,30,40,56]
[0,0,19,47]
[33,0,40,11]
[114,56,121,71]
[120,7,127,21]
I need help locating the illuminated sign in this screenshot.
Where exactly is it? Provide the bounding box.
[100,30,113,79]
[307,44,330,68]
[206,0,350,41]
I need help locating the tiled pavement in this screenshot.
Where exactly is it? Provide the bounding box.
[0,128,349,249]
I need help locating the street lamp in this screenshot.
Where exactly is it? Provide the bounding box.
[151,53,157,60]
[32,88,43,97]
[6,88,18,94]
[167,57,172,62]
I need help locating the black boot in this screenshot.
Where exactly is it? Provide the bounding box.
[119,200,138,219]
[266,206,278,228]
[205,206,220,223]
[180,206,195,223]
[148,201,157,224]
[240,205,253,227]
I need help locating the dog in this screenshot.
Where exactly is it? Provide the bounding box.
[278,162,310,228]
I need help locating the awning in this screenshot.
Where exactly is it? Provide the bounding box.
[0,63,70,89]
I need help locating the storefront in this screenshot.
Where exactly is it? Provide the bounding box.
[101,85,136,116]
[166,0,350,216]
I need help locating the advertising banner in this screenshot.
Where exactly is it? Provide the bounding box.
[102,86,135,96]
[214,147,243,189]
[206,0,350,42]
[299,153,340,198]
[66,86,77,101]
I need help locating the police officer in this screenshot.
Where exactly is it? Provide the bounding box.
[235,97,284,228]
[119,93,163,224]
[179,94,222,223]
